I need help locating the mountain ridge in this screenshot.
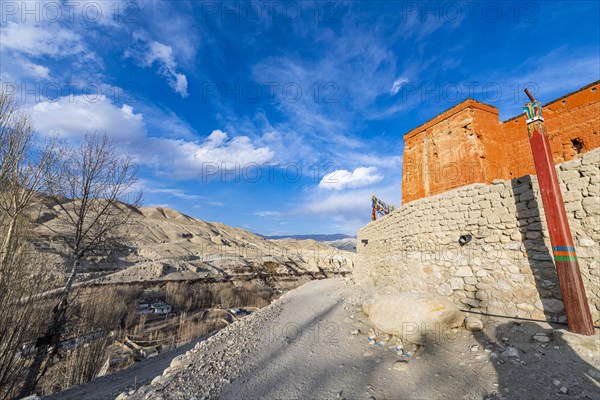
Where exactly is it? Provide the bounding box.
[30,201,355,287]
[259,233,356,241]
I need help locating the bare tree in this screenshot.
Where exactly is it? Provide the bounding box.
[0,90,59,264]
[0,89,59,399]
[19,133,141,397]
[0,222,54,399]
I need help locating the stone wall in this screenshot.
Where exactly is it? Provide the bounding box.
[357,148,600,325]
[402,81,600,204]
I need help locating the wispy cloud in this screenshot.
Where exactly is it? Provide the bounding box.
[125,32,189,97]
[390,77,409,96]
[142,187,204,201]
[0,21,86,58]
[254,211,286,218]
[146,204,170,208]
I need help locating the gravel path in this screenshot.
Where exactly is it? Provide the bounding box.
[116,278,599,399]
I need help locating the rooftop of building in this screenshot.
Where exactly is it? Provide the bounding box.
[403,80,600,140]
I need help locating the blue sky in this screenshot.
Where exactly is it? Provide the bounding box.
[1,1,599,235]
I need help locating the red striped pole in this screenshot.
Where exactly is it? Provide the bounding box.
[523,89,594,335]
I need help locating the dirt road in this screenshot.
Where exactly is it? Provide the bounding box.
[56,278,600,399]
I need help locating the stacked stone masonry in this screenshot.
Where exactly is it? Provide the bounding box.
[357,148,600,325]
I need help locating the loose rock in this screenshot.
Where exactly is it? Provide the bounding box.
[464,317,484,332]
[392,360,409,372]
[151,375,164,386]
[533,333,552,343]
[500,347,520,358]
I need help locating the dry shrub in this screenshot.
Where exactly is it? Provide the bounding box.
[205,282,272,309]
[0,244,54,400]
[176,314,222,344]
[37,286,140,396]
[264,261,278,274]
[165,281,193,312]
[24,279,273,397]
[165,281,273,311]
[74,286,139,332]
[41,336,113,395]
[130,280,274,349]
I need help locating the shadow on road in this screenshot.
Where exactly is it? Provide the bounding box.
[473,321,599,399]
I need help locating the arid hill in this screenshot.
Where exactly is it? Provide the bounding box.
[30,199,354,288]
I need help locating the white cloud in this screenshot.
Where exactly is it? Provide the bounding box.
[303,180,402,232]
[28,96,273,179]
[144,42,189,97]
[207,129,228,145]
[151,132,273,178]
[0,22,85,58]
[306,190,369,215]
[1,57,52,81]
[0,21,102,82]
[126,34,189,97]
[302,189,375,233]
[319,167,383,190]
[22,62,51,79]
[30,95,144,139]
[390,77,409,96]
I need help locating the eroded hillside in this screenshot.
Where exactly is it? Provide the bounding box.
[30,199,354,288]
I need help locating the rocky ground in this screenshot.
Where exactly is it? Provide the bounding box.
[115,278,599,400]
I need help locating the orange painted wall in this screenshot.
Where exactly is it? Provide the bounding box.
[402,81,600,204]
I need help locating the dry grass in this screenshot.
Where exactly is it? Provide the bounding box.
[30,279,274,396]
[0,228,56,399]
[165,281,273,312]
[37,286,139,395]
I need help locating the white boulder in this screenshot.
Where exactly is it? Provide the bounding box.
[363,291,464,344]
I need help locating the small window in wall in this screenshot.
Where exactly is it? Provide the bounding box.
[571,138,584,154]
